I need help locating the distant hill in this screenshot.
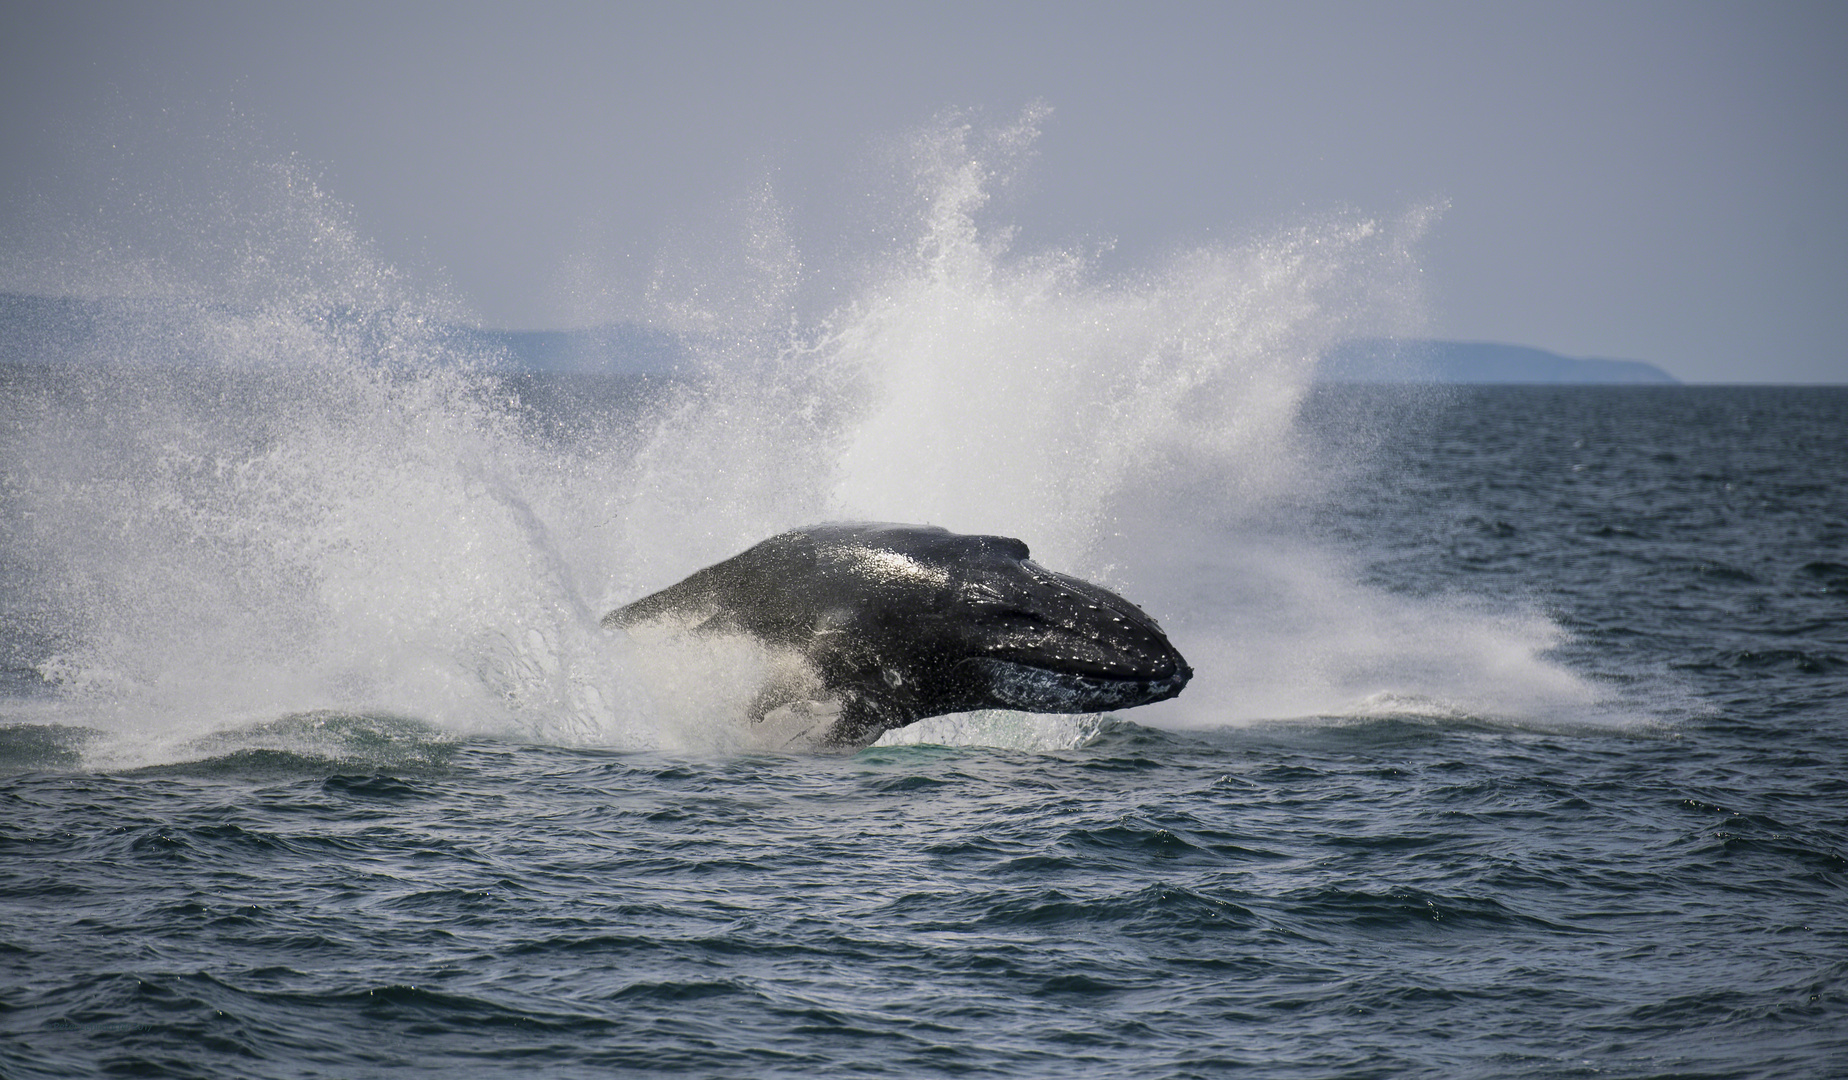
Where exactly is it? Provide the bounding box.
[4,294,1680,384]
[0,293,686,374]
[1321,339,1678,384]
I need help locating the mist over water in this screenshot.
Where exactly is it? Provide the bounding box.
[2,112,1602,764]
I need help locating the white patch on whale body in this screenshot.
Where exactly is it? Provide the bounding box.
[846,547,952,588]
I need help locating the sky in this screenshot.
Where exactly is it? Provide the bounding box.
[2,1,1844,383]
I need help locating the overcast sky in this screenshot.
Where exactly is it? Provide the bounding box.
[3,1,1843,382]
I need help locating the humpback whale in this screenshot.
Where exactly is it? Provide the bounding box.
[603,523,1191,749]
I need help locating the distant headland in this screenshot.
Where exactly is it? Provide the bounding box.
[1,293,1680,384]
[473,329,1684,384]
[1318,338,1679,385]
[436,330,1689,385]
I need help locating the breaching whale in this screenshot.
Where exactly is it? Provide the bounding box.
[602,522,1191,749]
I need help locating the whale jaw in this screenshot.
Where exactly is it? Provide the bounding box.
[962,656,1191,714]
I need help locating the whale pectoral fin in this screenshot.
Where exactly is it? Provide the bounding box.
[758,698,842,726]
[693,609,750,636]
[753,698,848,751]
[751,696,889,753]
[813,699,894,751]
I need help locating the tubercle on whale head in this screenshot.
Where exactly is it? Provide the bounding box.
[944,559,1188,683]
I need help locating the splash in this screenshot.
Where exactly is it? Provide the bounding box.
[0,110,1600,763]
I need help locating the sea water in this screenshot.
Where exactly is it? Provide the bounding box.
[1,115,1844,1077]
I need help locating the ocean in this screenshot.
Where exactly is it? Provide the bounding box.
[2,131,1845,1078]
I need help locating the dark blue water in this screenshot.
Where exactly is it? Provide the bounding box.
[3,381,1844,1078]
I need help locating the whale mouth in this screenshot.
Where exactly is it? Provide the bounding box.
[959,656,1191,714]
[978,639,1188,683]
